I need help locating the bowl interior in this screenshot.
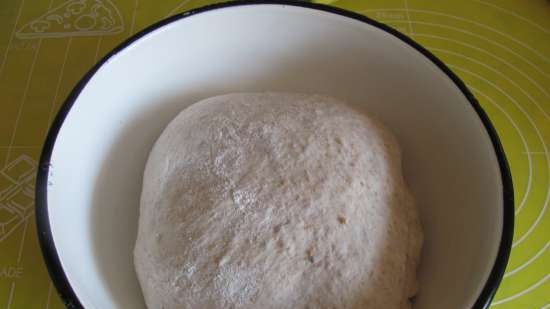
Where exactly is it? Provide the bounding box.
[45,4,503,309]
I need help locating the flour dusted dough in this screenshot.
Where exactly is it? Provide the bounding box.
[134,93,423,309]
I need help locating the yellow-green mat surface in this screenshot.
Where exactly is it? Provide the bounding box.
[0,0,548,308]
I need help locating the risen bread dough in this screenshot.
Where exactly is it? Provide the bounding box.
[134,93,423,309]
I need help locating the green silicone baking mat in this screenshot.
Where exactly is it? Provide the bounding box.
[0,0,548,308]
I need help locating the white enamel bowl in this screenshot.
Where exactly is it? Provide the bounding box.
[36,2,513,309]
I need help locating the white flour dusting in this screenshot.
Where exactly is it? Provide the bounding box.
[134,93,423,309]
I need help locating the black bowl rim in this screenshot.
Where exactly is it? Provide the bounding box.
[35,1,514,308]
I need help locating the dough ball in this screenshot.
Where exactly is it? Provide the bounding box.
[134,93,423,309]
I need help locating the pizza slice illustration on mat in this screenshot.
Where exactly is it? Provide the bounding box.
[16,0,124,39]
